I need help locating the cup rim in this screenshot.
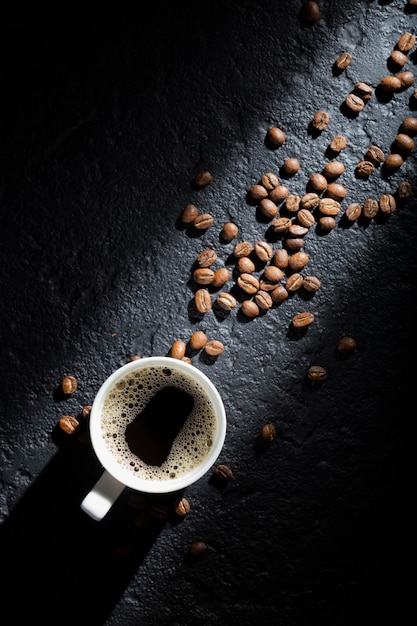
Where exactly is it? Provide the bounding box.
[89,356,227,494]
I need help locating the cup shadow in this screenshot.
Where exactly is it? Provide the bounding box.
[0,439,167,625]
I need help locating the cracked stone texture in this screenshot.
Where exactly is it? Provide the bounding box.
[0,1,416,625]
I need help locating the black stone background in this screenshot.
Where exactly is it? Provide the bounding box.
[0,1,416,625]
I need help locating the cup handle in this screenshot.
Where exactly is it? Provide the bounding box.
[81,470,125,521]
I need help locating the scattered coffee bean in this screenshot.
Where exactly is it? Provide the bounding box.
[309,172,328,191]
[59,415,79,434]
[311,110,330,131]
[362,198,379,219]
[182,357,192,364]
[292,311,315,328]
[180,203,199,224]
[193,268,214,285]
[285,273,304,292]
[269,184,290,202]
[307,365,327,382]
[288,251,309,272]
[193,170,213,187]
[285,194,301,212]
[194,288,212,313]
[216,292,237,311]
[379,193,396,215]
[396,32,416,53]
[355,160,375,177]
[272,248,289,269]
[302,275,321,292]
[345,93,365,112]
[254,241,273,262]
[400,117,417,136]
[301,0,321,22]
[194,213,214,230]
[213,464,233,481]
[318,216,336,231]
[220,222,239,242]
[248,183,268,200]
[189,330,208,350]
[188,541,208,558]
[319,197,341,215]
[365,145,385,165]
[174,497,191,517]
[127,493,147,510]
[379,75,402,92]
[204,340,225,356]
[271,216,292,233]
[354,82,373,101]
[335,52,352,70]
[300,192,319,210]
[259,198,278,220]
[389,50,408,68]
[81,405,92,419]
[129,355,141,362]
[169,340,186,360]
[297,208,315,228]
[241,300,260,318]
[150,503,170,520]
[271,284,289,303]
[197,249,218,267]
[396,70,415,89]
[397,181,413,201]
[282,157,300,176]
[384,153,404,172]
[288,224,308,237]
[259,278,279,292]
[322,161,345,179]
[267,126,286,146]
[394,133,415,152]
[233,241,254,258]
[236,256,256,273]
[263,265,284,283]
[237,273,260,295]
[61,375,77,395]
[260,423,277,442]
[211,267,231,289]
[261,172,280,191]
[337,336,357,353]
[326,183,346,202]
[328,135,347,153]
[254,290,273,310]
[284,237,305,251]
[345,202,362,221]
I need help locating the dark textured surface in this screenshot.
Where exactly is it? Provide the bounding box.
[0,1,416,624]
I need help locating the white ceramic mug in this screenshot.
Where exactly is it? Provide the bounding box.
[81,356,227,520]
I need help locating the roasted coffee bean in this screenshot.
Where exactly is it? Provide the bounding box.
[174,497,191,517]
[248,184,268,200]
[384,153,404,172]
[325,183,346,202]
[303,275,321,292]
[220,222,239,242]
[271,216,292,233]
[59,415,79,434]
[189,330,208,350]
[345,202,362,221]
[254,241,273,262]
[397,181,413,201]
[311,110,330,131]
[329,135,347,153]
[269,185,289,202]
[379,193,396,215]
[285,273,303,292]
[182,357,192,364]
[297,208,315,228]
[400,117,417,136]
[180,203,199,224]
[150,503,170,520]
[318,216,336,231]
[267,126,286,146]
[213,464,233,481]
[193,170,213,187]
[300,192,319,210]
[362,198,379,219]
[285,194,301,212]
[259,198,278,220]
[272,248,289,269]
[233,241,254,258]
[394,133,415,152]
[345,93,365,112]
[337,336,357,353]
[127,493,147,510]
[292,311,315,328]
[197,249,218,267]
[379,75,402,92]
[193,267,214,285]
[237,273,260,295]
[284,237,305,251]
[322,161,345,179]
[205,340,225,356]
[263,265,284,283]
[211,267,231,289]
[236,256,256,273]
[335,52,352,70]
[194,213,214,230]
[260,423,277,442]
[288,224,308,237]
[397,32,416,53]
[188,541,208,558]
[81,405,92,419]
[301,0,321,22]
[194,288,212,313]
[282,158,300,176]
[61,375,78,395]
[271,284,289,303]
[365,145,385,165]
[259,278,279,292]
[389,50,408,68]
[307,365,328,382]
[354,82,373,101]
[169,340,186,360]
[288,251,309,272]
[356,160,375,177]
[129,355,141,362]
[254,290,273,310]
[216,292,237,311]
[241,300,259,318]
[396,70,415,89]
[309,172,328,191]
[319,197,341,215]
[261,172,279,191]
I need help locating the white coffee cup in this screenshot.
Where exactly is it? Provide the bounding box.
[81,356,227,521]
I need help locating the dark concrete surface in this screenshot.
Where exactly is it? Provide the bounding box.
[0,1,416,624]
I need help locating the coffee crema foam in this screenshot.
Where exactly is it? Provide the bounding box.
[100,365,216,481]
